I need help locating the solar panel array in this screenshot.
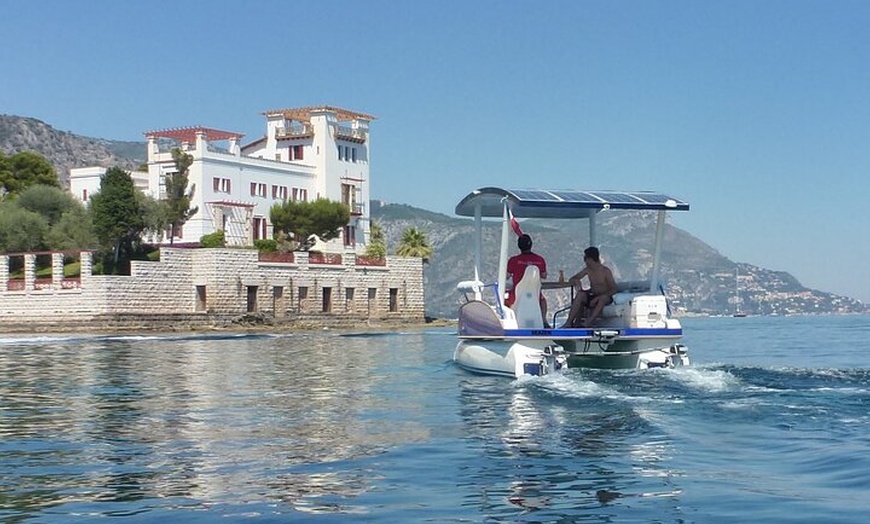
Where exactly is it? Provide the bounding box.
[455,187,690,217]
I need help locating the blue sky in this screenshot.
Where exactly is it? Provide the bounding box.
[2,1,868,302]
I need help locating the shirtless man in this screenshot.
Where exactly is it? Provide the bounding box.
[563,246,617,328]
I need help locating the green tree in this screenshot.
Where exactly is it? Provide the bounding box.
[45,206,96,251]
[366,220,386,257]
[16,184,78,225]
[0,200,49,252]
[0,151,59,195]
[270,198,350,249]
[90,167,146,271]
[136,190,169,243]
[396,227,432,262]
[164,149,198,245]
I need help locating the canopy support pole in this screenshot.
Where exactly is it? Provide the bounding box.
[650,210,666,293]
[589,211,598,247]
[496,201,511,311]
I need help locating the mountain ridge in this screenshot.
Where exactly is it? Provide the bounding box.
[1,114,865,317]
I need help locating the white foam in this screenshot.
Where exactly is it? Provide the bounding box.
[670,366,740,393]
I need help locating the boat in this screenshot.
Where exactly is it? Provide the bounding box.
[453,187,691,377]
[733,267,747,317]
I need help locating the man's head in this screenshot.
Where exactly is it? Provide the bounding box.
[518,234,532,252]
[584,246,600,263]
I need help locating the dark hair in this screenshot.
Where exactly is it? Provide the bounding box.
[584,246,600,262]
[518,234,532,251]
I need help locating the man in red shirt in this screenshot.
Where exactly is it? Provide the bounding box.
[505,234,548,326]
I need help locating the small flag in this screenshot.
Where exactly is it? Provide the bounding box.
[508,207,523,236]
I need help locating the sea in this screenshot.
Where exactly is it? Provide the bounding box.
[1,314,869,523]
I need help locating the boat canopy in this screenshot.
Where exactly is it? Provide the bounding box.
[455,187,690,219]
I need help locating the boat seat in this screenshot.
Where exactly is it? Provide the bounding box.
[601,292,632,318]
[510,265,544,329]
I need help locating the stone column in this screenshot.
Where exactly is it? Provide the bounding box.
[80,251,93,287]
[24,253,35,292]
[0,255,8,291]
[52,252,64,289]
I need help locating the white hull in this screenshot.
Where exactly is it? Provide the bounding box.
[453,339,567,378]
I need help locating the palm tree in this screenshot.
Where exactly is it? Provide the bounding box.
[396,227,432,262]
[366,220,387,257]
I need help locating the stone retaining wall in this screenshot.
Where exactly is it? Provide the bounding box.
[0,248,425,330]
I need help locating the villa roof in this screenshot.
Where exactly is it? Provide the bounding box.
[145,126,244,143]
[262,105,376,122]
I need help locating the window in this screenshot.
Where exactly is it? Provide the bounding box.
[82,189,88,201]
[250,182,266,197]
[273,286,284,317]
[275,153,281,161]
[343,225,356,247]
[247,286,258,313]
[346,287,354,310]
[195,286,207,311]
[290,144,304,161]
[351,147,356,162]
[272,185,288,200]
[341,183,354,207]
[389,288,399,312]
[337,144,343,160]
[165,223,183,240]
[253,217,268,240]
[292,187,308,202]
[322,287,332,312]
[213,177,231,194]
[298,286,309,311]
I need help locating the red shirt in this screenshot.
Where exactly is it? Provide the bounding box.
[506,252,547,306]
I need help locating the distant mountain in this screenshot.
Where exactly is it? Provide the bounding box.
[370,202,866,319]
[1,114,865,317]
[0,115,144,187]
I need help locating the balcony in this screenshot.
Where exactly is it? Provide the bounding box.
[333,125,367,143]
[276,124,313,139]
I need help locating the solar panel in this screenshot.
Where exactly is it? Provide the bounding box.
[547,190,598,202]
[455,187,689,217]
[509,189,558,201]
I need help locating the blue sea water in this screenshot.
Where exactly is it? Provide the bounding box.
[1,315,869,523]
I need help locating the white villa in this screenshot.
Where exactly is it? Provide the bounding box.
[70,105,374,252]
[0,106,427,330]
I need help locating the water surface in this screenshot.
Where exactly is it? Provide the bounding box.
[1,315,869,522]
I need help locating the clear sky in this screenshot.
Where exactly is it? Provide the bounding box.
[2,1,868,302]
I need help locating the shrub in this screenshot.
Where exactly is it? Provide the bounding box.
[254,238,278,253]
[200,231,226,248]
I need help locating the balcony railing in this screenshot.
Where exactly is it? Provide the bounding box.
[258,252,296,264]
[308,252,342,265]
[333,125,367,143]
[276,124,314,139]
[356,256,386,267]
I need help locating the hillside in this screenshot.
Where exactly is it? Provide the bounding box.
[0,115,144,187]
[1,114,865,317]
[370,202,866,318]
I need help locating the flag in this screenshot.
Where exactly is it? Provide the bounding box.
[508,206,523,236]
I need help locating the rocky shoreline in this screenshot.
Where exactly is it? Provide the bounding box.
[0,315,455,335]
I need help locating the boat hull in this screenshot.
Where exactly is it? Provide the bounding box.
[453,339,567,378]
[566,343,689,369]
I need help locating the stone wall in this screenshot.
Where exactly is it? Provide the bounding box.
[0,248,425,330]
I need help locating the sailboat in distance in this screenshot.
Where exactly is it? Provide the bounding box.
[734,267,747,317]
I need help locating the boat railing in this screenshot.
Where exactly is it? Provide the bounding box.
[456,280,505,318]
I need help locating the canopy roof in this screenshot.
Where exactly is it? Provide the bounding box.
[455,187,690,219]
[145,126,243,142]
